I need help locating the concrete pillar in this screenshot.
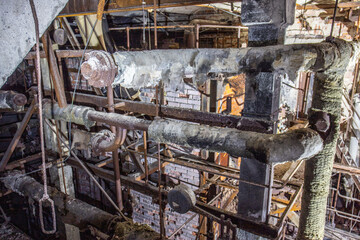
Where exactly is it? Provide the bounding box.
[238,1,295,239]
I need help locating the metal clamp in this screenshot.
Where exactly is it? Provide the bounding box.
[39,195,57,234]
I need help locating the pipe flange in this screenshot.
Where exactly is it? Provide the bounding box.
[91,129,115,155]
[81,51,117,88]
[168,184,196,214]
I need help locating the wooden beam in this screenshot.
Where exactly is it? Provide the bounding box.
[59,0,238,17]
[333,162,360,176]
[5,152,42,170]
[296,2,360,10]
[135,161,169,181]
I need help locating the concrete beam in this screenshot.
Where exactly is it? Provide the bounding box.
[0,0,69,87]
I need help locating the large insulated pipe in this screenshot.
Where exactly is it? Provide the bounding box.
[298,39,356,240]
[79,41,358,90]
[43,101,323,164]
[1,171,159,239]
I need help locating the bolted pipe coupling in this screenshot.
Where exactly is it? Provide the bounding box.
[81,51,117,88]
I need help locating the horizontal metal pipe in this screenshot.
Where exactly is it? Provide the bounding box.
[43,90,273,133]
[87,110,151,131]
[42,99,95,129]
[44,102,323,164]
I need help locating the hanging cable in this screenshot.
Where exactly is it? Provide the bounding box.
[142,1,147,47]
[329,0,339,38]
[29,0,56,234]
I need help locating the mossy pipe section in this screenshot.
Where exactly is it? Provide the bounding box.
[111,41,355,90]
[43,99,95,130]
[1,171,159,240]
[148,119,323,164]
[298,40,354,240]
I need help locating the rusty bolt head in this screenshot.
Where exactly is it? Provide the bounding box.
[13,93,27,106]
[81,51,117,88]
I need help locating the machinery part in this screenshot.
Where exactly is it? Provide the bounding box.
[0,90,27,112]
[81,50,117,88]
[53,28,68,45]
[0,171,159,239]
[168,184,196,214]
[90,128,127,155]
[91,129,115,155]
[43,99,95,130]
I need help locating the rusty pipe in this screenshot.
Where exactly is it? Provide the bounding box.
[43,102,323,165]
[107,86,124,211]
[91,127,127,154]
[92,86,128,153]
[87,110,151,131]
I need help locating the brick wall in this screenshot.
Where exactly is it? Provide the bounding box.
[131,86,202,239]
[131,162,200,239]
[132,191,199,239]
[166,85,201,110]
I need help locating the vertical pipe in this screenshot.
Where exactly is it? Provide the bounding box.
[331,173,342,225]
[107,86,123,211]
[156,86,164,238]
[196,24,200,48]
[143,131,149,183]
[298,40,352,239]
[153,0,158,49]
[126,27,130,51]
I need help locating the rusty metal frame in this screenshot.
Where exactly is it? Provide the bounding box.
[0,99,37,171]
[41,32,67,108]
[66,156,280,238]
[44,90,273,133]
